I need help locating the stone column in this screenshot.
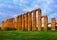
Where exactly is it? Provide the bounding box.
[38,8,42,31]
[22,14,25,31]
[19,15,22,30]
[51,18,56,31]
[28,12,32,31]
[32,10,36,31]
[25,13,28,31]
[14,22,17,29]
[16,15,20,30]
[44,16,48,31]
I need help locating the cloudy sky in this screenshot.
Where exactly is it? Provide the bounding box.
[0,0,57,24]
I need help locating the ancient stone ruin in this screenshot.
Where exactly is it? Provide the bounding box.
[1,8,57,31]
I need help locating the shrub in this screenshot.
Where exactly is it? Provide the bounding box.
[5,27,17,31]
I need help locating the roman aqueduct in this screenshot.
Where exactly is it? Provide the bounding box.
[1,8,57,31]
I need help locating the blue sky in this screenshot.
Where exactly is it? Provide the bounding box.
[0,0,57,24]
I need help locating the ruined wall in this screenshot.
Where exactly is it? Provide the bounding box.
[1,21,5,30]
[44,16,48,31]
[16,15,20,30]
[32,10,37,30]
[10,18,15,29]
[28,12,32,31]
[22,14,25,31]
[14,22,17,29]
[51,18,56,31]
[1,8,57,31]
[38,8,42,31]
[8,18,15,29]
[4,19,10,29]
[4,20,8,29]
[25,13,28,30]
[19,15,22,30]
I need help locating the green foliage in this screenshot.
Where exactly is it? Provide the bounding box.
[5,27,17,31]
[0,27,1,31]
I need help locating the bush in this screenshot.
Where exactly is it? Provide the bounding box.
[48,27,51,30]
[0,27,1,31]
[5,27,17,31]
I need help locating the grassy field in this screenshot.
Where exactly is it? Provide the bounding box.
[0,30,57,40]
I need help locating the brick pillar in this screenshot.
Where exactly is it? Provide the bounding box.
[44,16,48,31]
[28,12,32,31]
[38,8,42,31]
[25,13,28,31]
[51,18,56,31]
[22,14,25,31]
[32,10,36,31]
[19,15,22,30]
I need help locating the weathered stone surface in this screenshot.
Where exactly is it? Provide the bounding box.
[28,12,32,31]
[11,18,15,29]
[38,8,42,31]
[25,13,28,30]
[51,18,56,31]
[22,14,25,31]
[16,15,22,30]
[19,15,22,30]
[5,18,15,29]
[32,10,37,31]
[1,21,5,30]
[4,19,10,29]
[5,19,9,28]
[44,16,48,31]
[9,18,15,28]
[16,15,20,30]
[14,22,17,29]
[2,8,57,32]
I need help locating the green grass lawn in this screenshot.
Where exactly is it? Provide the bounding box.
[0,30,57,40]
